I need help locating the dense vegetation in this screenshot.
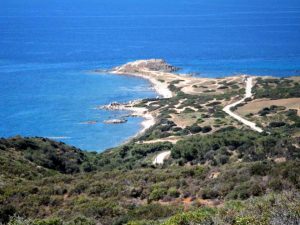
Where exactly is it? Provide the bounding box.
[133,88,240,141]
[172,127,300,164]
[1,126,300,224]
[253,77,300,99]
[0,136,93,175]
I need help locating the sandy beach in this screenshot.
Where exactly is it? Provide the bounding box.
[125,105,156,135]
[111,70,173,98]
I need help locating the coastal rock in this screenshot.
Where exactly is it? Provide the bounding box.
[99,102,124,110]
[98,100,141,111]
[112,59,180,74]
[103,119,127,124]
[79,120,98,125]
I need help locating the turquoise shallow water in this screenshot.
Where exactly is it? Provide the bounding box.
[0,67,156,151]
[0,0,300,151]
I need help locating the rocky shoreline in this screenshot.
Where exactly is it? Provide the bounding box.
[98,100,156,136]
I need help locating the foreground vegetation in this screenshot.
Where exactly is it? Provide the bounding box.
[1,127,300,224]
[5,192,300,225]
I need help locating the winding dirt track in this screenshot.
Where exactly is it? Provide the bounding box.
[153,77,264,165]
[223,77,263,133]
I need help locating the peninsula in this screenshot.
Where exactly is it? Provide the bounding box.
[97,59,300,165]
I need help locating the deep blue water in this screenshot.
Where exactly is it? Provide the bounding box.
[0,0,300,151]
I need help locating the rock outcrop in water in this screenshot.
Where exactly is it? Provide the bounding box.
[103,119,127,124]
[111,59,180,74]
[100,102,124,110]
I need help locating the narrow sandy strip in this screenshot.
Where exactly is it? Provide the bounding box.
[111,71,173,98]
[223,77,263,133]
[142,136,181,144]
[128,106,156,135]
[153,151,171,165]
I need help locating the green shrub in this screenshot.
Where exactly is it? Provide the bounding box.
[168,187,180,198]
[33,218,63,225]
[67,216,96,225]
[269,121,286,128]
[202,188,220,199]
[7,216,32,225]
[162,208,215,225]
[235,216,264,225]
[186,124,202,134]
[149,188,167,201]
[128,204,179,221]
[0,205,16,224]
[202,126,212,133]
[250,162,271,176]
[126,220,158,225]
[7,217,64,225]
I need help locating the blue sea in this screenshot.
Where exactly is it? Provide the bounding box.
[0,0,300,151]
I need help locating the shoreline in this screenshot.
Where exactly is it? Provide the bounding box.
[122,104,156,138]
[99,100,157,140]
[97,59,267,146]
[111,71,173,98]
[129,106,156,137]
[99,68,175,140]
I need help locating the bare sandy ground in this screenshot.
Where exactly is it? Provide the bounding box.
[153,151,171,165]
[142,136,182,144]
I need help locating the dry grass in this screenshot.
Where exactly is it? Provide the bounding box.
[170,112,203,127]
[181,76,245,96]
[141,136,182,144]
[236,98,300,116]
